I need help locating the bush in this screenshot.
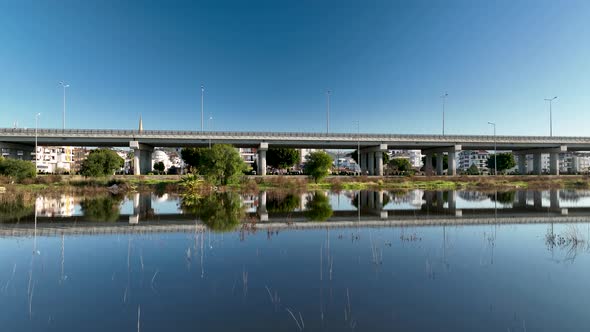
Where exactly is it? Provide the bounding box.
[0,158,36,182]
[80,149,124,177]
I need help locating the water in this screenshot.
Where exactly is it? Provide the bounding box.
[2,189,590,331]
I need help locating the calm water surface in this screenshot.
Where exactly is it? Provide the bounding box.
[1,189,590,331]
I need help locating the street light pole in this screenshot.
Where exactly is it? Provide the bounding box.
[441,92,448,135]
[35,113,41,177]
[354,120,360,175]
[208,114,213,149]
[488,122,496,176]
[201,85,205,132]
[59,82,69,130]
[544,96,557,137]
[326,90,331,134]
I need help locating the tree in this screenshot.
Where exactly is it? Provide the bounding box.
[466,164,480,175]
[487,153,516,174]
[267,148,300,170]
[202,144,248,185]
[305,151,333,183]
[181,192,245,232]
[0,157,36,181]
[153,161,165,174]
[304,192,333,221]
[267,193,301,213]
[181,147,206,170]
[388,158,412,174]
[80,149,124,177]
[80,195,123,222]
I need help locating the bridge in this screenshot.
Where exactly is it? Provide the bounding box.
[2,128,590,175]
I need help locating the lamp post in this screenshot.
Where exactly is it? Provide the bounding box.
[488,122,496,176]
[59,82,69,130]
[544,96,557,137]
[201,84,205,132]
[326,90,331,134]
[35,113,41,177]
[441,92,448,135]
[354,120,360,175]
[208,113,213,149]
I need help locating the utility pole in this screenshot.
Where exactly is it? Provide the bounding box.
[441,92,448,135]
[60,82,69,130]
[326,90,331,134]
[488,122,497,175]
[201,85,205,132]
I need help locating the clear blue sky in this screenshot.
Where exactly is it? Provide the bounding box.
[1,0,590,135]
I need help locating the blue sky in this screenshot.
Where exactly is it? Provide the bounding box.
[1,0,590,136]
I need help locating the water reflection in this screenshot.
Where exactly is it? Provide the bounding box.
[181,192,245,232]
[304,191,333,221]
[80,195,124,222]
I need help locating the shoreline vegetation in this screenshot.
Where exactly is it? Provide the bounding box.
[2,174,590,194]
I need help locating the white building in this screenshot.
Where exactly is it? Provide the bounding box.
[35,146,74,174]
[35,195,75,217]
[458,150,490,173]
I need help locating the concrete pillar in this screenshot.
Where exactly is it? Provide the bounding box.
[258,191,268,222]
[448,151,456,176]
[533,191,543,208]
[425,153,433,175]
[516,190,527,207]
[134,151,141,175]
[447,190,456,211]
[550,190,560,210]
[549,153,559,175]
[376,151,383,176]
[130,141,154,175]
[533,153,542,175]
[572,155,579,174]
[436,154,444,175]
[368,152,375,175]
[258,143,268,176]
[517,154,527,175]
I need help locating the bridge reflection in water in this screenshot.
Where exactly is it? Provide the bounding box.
[2,189,590,236]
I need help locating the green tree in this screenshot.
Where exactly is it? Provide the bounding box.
[153,161,165,174]
[200,144,248,185]
[80,149,124,177]
[267,148,300,170]
[181,192,245,232]
[388,158,412,174]
[80,195,123,222]
[305,151,333,183]
[304,192,333,221]
[487,153,516,174]
[466,164,480,175]
[267,193,301,213]
[181,147,206,170]
[488,191,516,204]
[0,157,36,181]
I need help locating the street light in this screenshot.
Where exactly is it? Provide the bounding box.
[353,120,360,175]
[35,113,41,177]
[208,113,213,148]
[441,92,448,135]
[59,82,69,130]
[326,90,331,134]
[544,96,557,137]
[201,84,205,132]
[488,122,496,176]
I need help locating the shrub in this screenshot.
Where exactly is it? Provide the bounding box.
[0,158,36,181]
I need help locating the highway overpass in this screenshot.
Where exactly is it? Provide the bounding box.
[2,127,590,175]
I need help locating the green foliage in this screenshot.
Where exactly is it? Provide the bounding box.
[487,153,516,174]
[181,192,245,232]
[466,164,480,175]
[153,161,165,174]
[267,148,301,170]
[0,157,36,181]
[267,193,301,213]
[305,151,333,183]
[181,145,247,186]
[304,192,333,221]
[80,149,124,177]
[488,191,516,204]
[180,173,205,192]
[80,195,123,222]
[0,194,34,222]
[388,158,413,174]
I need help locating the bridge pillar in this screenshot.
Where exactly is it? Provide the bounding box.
[532,153,542,175]
[517,154,527,175]
[130,141,154,175]
[376,151,383,176]
[533,191,543,208]
[448,151,457,176]
[448,190,456,211]
[436,154,444,175]
[424,153,433,175]
[368,152,375,175]
[550,190,560,210]
[549,153,559,175]
[258,191,268,221]
[258,143,268,176]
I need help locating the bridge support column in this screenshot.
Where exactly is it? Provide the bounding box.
[448,190,456,211]
[549,153,559,175]
[258,143,268,176]
[376,151,383,176]
[130,141,154,175]
[448,151,457,176]
[424,153,433,175]
[550,190,560,210]
[533,191,543,208]
[258,191,268,221]
[368,152,375,175]
[533,153,542,175]
[517,154,527,175]
[436,154,444,175]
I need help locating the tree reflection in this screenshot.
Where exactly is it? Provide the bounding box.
[267,193,300,213]
[487,191,515,204]
[80,195,123,222]
[304,192,333,221]
[0,193,34,222]
[181,192,245,232]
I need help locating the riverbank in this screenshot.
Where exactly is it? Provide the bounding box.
[2,174,590,194]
